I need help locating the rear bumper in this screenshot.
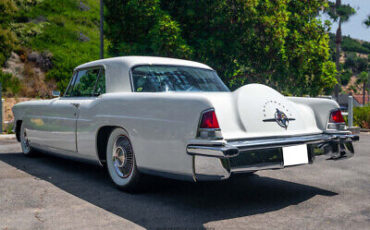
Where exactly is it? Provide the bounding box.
[187,133,359,181]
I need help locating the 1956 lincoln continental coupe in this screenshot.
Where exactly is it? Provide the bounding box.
[12,56,359,191]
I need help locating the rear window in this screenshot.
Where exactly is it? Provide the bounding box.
[131,65,229,92]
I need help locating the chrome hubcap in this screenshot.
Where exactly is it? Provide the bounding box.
[112,136,133,178]
[22,130,30,152]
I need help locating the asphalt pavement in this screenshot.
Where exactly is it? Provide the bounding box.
[0,134,369,230]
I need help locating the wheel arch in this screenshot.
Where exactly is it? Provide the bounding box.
[95,125,130,166]
[15,120,22,142]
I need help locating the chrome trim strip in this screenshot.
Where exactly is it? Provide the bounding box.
[231,162,283,173]
[198,128,222,132]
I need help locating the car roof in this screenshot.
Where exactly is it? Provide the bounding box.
[75,56,213,71]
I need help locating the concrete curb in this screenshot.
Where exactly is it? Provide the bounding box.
[0,134,16,140]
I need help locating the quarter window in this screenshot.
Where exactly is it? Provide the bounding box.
[64,67,106,97]
[71,68,100,97]
[94,69,106,96]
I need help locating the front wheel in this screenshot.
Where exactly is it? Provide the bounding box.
[106,128,141,192]
[20,122,37,156]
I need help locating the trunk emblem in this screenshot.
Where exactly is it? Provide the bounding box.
[263,109,295,129]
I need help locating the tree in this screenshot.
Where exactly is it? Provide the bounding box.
[364,15,370,28]
[344,53,368,74]
[105,0,337,96]
[104,0,192,58]
[0,0,18,66]
[357,71,369,105]
[325,0,356,98]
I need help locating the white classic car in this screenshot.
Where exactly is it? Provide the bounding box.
[12,56,359,191]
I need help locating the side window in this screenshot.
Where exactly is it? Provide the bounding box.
[94,69,106,96]
[71,68,100,97]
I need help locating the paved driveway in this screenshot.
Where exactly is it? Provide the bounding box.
[0,134,369,230]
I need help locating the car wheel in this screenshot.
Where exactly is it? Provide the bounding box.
[106,128,141,192]
[20,122,37,156]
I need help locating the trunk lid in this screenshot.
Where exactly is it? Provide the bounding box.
[200,84,321,140]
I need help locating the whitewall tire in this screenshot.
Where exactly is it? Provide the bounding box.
[106,128,141,191]
[20,122,36,156]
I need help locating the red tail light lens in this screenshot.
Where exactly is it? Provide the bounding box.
[200,110,220,129]
[330,109,345,123]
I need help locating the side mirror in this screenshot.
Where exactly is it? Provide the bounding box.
[52,90,61,97]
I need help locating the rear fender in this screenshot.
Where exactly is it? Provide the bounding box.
[287,97,339,131]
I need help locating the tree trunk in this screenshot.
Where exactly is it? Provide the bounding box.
[334,18,342,99]
[363,81,366,105]
[100,0,104,59]
[336,0,341,7]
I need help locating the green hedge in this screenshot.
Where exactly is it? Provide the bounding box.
[353,106,370,129]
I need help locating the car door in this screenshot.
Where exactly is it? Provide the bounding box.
[75,68,106,158]
[45,67,103,152]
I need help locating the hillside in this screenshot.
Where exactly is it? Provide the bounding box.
[0,0,107,97]
[328,33,369,97]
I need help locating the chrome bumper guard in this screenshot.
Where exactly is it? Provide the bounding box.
[187,133,359,181]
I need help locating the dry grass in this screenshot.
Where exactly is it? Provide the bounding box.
[2,97,33,122]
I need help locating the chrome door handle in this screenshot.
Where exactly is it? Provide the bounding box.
[71,103,80,108]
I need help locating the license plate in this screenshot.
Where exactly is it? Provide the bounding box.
[283,144,308,166]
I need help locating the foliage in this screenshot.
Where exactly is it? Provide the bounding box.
[0,27,17,66]
[325,2,356,22]
[341,36,370,54]
[11,21,49,45]
[356,71,369,92]
[353,106,370,129]
[364,15,370,28]
[0,0,18,24]
[0,70,21,96]
[0,0,18,66]
[5,122,14,134]
[19,0,107,92]
[340,69,352,86]
[105,0,336,96]
[104,0,191,58]
[0,0,107,93]
[344,53,368,74]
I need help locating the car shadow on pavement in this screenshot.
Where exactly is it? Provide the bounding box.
[0,152,337,229]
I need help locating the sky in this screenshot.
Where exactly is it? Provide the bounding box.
[320,0,370,42]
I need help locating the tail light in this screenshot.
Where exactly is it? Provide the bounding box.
[198,109,222,139]
[200,110,220,129]
[327,109,346,131]
[330,109,345,123]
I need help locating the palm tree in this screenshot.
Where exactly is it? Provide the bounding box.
[326,0,356,99]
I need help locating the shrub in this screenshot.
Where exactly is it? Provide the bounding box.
[0,71,21,96]
[341,69,352,86]
[5,122,14,134]
[353,106,370,129]
[0,27,17,66]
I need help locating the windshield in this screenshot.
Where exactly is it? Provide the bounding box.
[131,65,230,92]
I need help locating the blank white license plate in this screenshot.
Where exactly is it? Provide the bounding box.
[283,144,309,166]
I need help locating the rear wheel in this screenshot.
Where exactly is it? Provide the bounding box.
[20,122,37,156]
[106,128,141,192]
